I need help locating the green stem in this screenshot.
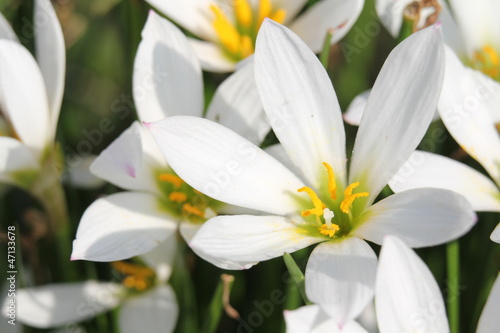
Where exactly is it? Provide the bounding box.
[319,29,334,69]
[446,240,460,333]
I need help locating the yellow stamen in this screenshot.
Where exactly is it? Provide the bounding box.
[473,45,500,78]
[241,35,254,58]
[159,173,184,188]
[257,0,272,26]
[182,203,205,218]
[319,223,340,237]
[112,261,155,277]
[234,0,253,28]
[269,8,286,24]
[297,187,326,221]
[340,182,369,214]
[169,192,187,203]
[123,276,148,291]
[322,162,337,200]
[483,45,499,66]
[210,4,242,55]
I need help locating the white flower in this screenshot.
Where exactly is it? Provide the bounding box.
[145,20,476,326]
[0,0,64,188]
[376,235,500,332]
[146,0,364,72]
[71,11,268,262]
[2,236,178,333]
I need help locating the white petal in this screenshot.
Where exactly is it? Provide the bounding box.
[490,223,500,243]
[389,151,500,212]
[477,273,500,333]
[0,137,39,185]
[145,0,215,41]
[72,192,177,262]
[188,38,236,72]
[34,0,65,139]
[449,0,500,55]
[133,11,203,123]
[119,285,178,333]
[0,40,50,152]
[305,238,377,326]
[438,47,500,184]
[146,116,305,215]
[1,281,122,328]
[255,20,347,188]
[289,0,364,52]
[354,188,476,247]
[205,61,269,145]
[264,143,302,177]
[376,236,449,333]
[90,122,159,194]
[140,232,177,283]
[349,25,444,203]
[179,220,202,244]
[64,155,106,189]
[190,215,324,270]
[343,89,370,126]
[0,13,19,42]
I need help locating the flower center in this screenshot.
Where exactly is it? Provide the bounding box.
[156,170,219,223]
[112,261,155,292]
[297,162,369,238]
[210,0,286,62]
[472,45,500,81]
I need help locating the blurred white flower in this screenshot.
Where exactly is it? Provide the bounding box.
[145,20,476,327]
[71,11,268,262]
[146,0,364,72]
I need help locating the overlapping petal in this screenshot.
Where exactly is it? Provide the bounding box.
[349,25,444,204]
[491,224,500,243]
[146,116,304,215]
[255,19,347,189]
[477,273,500,332]
[188,39,236,73]
[354,188,476,247]
[376,236,449,332]
[72,192,177,261]
[190,215,324,270]
[133,11,203,123]
[0,13,19,42]
[0,138,39,185]
[305,238,376,326]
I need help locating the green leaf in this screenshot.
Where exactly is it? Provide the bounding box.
[283,253,310,305]
[201,274,235,333]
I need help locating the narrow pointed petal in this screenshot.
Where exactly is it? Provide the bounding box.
[305,238,377,326]
[390,151,500,212]
[349,25,444,203]
[119,285,178,333]
[491,224,500,243]
[90,122,158,194]
[449,0,500,55]
[255,20,347,188]
[0,40,50,152]
[477,273,500,332]
[343,90,370,126]
[205,61,270,144]
[1,282,123,328]
[147,116,305,215]
[0,137,38,185]
[376,236,449,333]
[140,232,177,283]
[134,11,203,123]
[354,188,476,247]
[72,192,177,261]
[190,215,324,270]
[35,0,65,139]
[188,39,236,72]
[438,47,500,184]
[289,0,364,53]
[0,13,19,42]
[145,0,215,41]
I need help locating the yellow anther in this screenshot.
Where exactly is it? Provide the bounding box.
[319,223,340,238]
[297,187,326,221]
[322,162,337,200]
[182,203,205,218]
[234,0,253,28]
[473,45,500,79]
[210,4,243,55]
[159,173,184,188]
[112,261,155,277]
[340,182,369,214]
[123,276,148,291]
[241,35,254,58]
[483,45,499,66]
[258,0,272,26]
[269,8,286,24]
[169,192,187,203]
